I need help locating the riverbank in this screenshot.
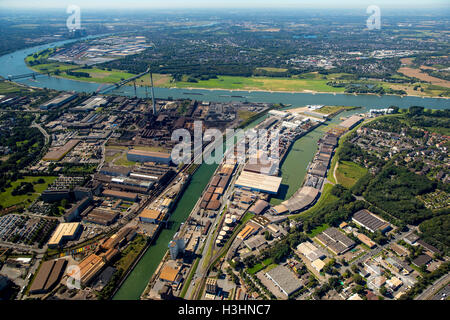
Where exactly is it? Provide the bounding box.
[20,52,450,100]
[178,85,450,99]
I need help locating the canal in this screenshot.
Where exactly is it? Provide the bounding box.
[269,107,360,205]
[112,162,217,300]
[112,115,266,300]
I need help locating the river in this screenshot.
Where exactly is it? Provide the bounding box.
[0,38,449,110]
[0,37,448,300]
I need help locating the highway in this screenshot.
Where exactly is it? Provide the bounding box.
[415,273,450,300]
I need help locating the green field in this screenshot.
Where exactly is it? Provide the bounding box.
[25,48,55,63]
[132,145,169,153]
[307,223,330,238]
[114,234,148,272]
[113,153,136,167]
[237,110,258,122]
[26,58,139,85]
[315,106,358,115]
[28,62,78,74]
[335,160,368,189]
[0,81,31,95]
[175,75,346,93]
[247,258,274,275]
[23,53,450,97]
[104,144,168,167]
[59,66,136,84]
[255,67,288,73]
[0,176,57,208]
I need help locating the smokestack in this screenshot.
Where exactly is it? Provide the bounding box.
[150,71,156,115]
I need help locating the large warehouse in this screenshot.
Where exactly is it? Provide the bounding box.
[39,93,77,110]
[29,259,68,294]
[127,149,171,164]
[315,227,355,255]
[265,264,303,297]
[235,171,282,194]
[338,115,363,130]
[352,209,391,233]
[42,139,80,161]
[47,222,82,248]
[281,186,319,213]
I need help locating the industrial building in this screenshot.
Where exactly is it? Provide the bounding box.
[338,115,363,130]
[84,209,119,226]
[139,208,165,224]
[101,227,137,251]
[100,166,132,177]
[357,233,376,248]
[265,264,303,297]
[235,171,282,194]
[352,209,391,233]
[102,189,138,202]
[47,222,82,248]
[296,241,326,262]
[280,186,319,214]
[43,139,80,161]
[29,259,68,294]
[315,227,355,255]
[127,149,171,164]
[244,235,267,252]
[40,93,77,110]
[76,254,105,286]
[243,161,278,176]
[168,238,185,260]
[64,196,92,222]
[110,176,153,191]
[237,222,259,241]
[205,278,218,294]
[72,96,108,112]
[311,259,325,272]
[248,199,269,215]
[159,262,182,284]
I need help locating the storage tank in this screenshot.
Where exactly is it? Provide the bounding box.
[216,239,223,246]
[225,218,233,226]
[231,215,237,222]
[217,235,224,241]
[219,230,227,237]
[223,226,230,233]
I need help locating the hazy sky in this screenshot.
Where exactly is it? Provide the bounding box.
[0,0,449,10]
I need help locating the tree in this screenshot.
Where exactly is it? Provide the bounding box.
[352,273,366,285]
[61,199,69,209]
[352,285,365,295]
[307,275,318,288]
[328,277,341,290]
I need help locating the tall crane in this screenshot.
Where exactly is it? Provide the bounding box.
[150,69,157,115]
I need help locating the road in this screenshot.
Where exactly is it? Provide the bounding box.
[431,283,450,301]
[415,273,450,300]
[349,227,414,267]
[31,121,50,145]
[188,160,246,300]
